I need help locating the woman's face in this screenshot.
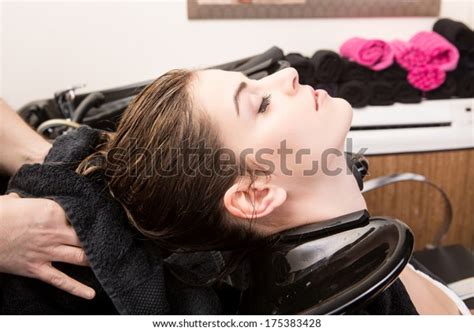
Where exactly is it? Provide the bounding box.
[190,68,354,229]
[192,68,352,176]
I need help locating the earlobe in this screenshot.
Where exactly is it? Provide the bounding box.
[223,180,287,220]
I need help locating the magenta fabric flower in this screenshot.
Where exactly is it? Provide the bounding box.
[407,65,446,91]
[340,37,394,71]
[409,31,460,71]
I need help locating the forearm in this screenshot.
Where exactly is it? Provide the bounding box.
[0,98,52,175]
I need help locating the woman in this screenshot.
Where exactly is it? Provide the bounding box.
[77,68,364,249]
[1,68,469,315]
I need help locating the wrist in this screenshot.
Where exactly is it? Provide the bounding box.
[23,140,52,165]
[3,140,52,175]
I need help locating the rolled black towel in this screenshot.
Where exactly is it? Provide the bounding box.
[433,18,474,52]
[339,58,373,82]
[394,81,423,103]
[453,69,474,98]
[425,74,457,100]
[338,80,371,108]
[314,82,338,97]
[248,71,268,80]
[234,46,285,76]
[459,48,474,69]
[285,53,315,85]
[310,50,343,83]
[372,63,408,81]
[369,81,396,106]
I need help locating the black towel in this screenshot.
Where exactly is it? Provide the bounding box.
[433,18,474,52]
[339,58,373,82]
[453,68,474,98]
[459,49,474,69]
[372,63,408,81]
[394,81,423,103]
[2,126,224,315]
[285,53,315,85]
[338,80,371,108]
[369,81,396,106]
[425,74,457,100]
[310,50,344,83]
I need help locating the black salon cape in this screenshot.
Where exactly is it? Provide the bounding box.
[0,126,418,315]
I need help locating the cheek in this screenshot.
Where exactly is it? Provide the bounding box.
[250,97,352,174]
[313,97,353,149]
[253,115,316,176]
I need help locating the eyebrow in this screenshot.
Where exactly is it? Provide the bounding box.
[233,80,247,117]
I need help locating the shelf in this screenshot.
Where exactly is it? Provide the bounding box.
[347,98,474,155]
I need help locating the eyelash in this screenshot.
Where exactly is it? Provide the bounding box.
[258,94,271,114]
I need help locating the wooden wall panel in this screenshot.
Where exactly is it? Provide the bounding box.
[188,0,441,19]
[363,149,474,251]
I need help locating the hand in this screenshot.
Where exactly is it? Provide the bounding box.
[0,193,96,300]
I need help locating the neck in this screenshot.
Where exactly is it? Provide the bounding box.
[275,150,367,231]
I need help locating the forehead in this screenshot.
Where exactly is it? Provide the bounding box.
[197,68,236,81]
[193,69,238,93]
[191,69,239,110]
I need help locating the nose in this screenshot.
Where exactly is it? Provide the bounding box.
[266,67,299,96]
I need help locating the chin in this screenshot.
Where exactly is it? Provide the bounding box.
[333,97,353,133]
[334,96,353,112]
[322,97,351,151]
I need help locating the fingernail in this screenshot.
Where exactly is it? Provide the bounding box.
[86,289,95,299]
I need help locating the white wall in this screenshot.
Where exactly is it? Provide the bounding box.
[1,0,473,109]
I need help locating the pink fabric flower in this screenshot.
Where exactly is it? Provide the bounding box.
[407,65,446,91]
[340,37,394,71]
[390,40,430,71]
[409,31,460,71]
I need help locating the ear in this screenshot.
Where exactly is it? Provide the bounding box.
[223,177,287,220]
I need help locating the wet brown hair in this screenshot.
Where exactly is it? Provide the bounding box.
[76,69,272,283]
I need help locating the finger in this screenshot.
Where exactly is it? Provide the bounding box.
[58,226,82,247]
[51,245,89,267]
[36,265,96,300]
[7,192,20,198]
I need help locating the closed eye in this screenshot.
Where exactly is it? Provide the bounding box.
[258,94,271,114]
